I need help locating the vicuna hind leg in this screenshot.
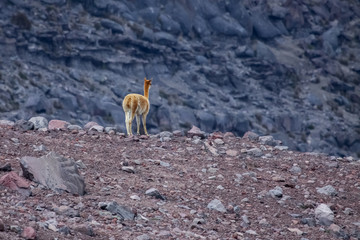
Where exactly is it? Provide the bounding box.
[128,111,136,136]
[142,113,149,136]
[136,115,141,135]
[125,111,130,136]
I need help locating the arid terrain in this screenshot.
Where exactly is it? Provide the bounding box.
[0,121,359,240]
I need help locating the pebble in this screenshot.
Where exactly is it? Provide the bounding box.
[268,186,283,198]
[226,149,238,157]
[122,166,135,173]
[288,228,303,235]
[145,188,166,200]
[315,204,334,226]
[316,185,337,196]
[214,138,224,145]
[21,226,36,240]
[289,165,302,175]
[207,199,226,213]
[247,147,263,157]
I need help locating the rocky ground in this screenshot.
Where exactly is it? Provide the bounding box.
[0,119,359,240]
[0,0,360,158]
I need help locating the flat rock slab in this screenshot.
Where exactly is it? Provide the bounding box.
[20,152,86,195]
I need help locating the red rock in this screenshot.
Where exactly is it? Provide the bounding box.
[48,120,70,130]
[242,131,259,141]
[0,172,30,191]
[21,226,36,240]
[84,121,99,130]
[187,126,205,138]
[209,131,224,139]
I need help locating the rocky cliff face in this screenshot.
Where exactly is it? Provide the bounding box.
[0,0,359,157]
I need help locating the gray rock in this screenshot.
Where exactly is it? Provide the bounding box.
[67,124,82,131]
[247,148,263,157]
[28,116,48,130]
[207,199,226,213]
[0,120,14,126]
[259,135,277,146]
[89,125,104,132]
[15,120,34,131]
[210,15,248,38]
[100,19,124,34]
[300,217,316,227]
[316,185,338,196]
[20,152,86,195]
[159,131,173,139]
[100,201,135,221]
[315,204,334,226]
[187,126,206,139]
[289,165,302,175]
[250,8,282,39]
[145,188,166,200]
[268,186,283,198]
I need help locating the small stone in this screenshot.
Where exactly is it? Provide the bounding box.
[259,135,277,146]
[316,185,337,196]
[226,149,238,157]
[75,160,86,169]
[214,139,224,145]
[268,186,283,198]
[48,120,69,130]
[159,131,173,138]
[301,217,316,227]
[10,225,22,233]
[29,116,48,130]
[259,218,268,226]
[10,138,19,143]
[84,121,99,130]
[67,124,82,131]
[89,125,104,132]
[130,195,141,201]
[288,228,303,235]
[145,188,166,200]
[15,120,34,131]
[343,208,354,215]
[207,199,226,213]
[274,145,288,150]
[33,144,47,152]
[105,127,116,134]
[136,234,151,240]
[172,130,183,137]
[187,126,205,138]
[216,185,224,190]
[242,131,259,141]
[315,204,334,226]
[245,230,257,235]
[122,166,135,173]
[159,161,171,167]
[247,148,263,157]
[73,224,94,236]
[289,165,302,175]
[329,223,341,233]
[21,226,36,240]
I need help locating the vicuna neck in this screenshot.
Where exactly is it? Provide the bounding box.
[144,84,150,99]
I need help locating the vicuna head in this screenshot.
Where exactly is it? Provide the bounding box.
[122,77,152,136]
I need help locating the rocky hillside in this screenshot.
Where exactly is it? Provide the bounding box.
[0,0,359,157]
[0,122,360,239]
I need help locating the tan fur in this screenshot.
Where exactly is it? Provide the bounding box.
[122,77,152,136]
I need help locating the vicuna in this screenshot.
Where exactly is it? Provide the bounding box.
[122,77,152,136]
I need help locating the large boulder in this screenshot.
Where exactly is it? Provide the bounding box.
[20,152,86,195]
